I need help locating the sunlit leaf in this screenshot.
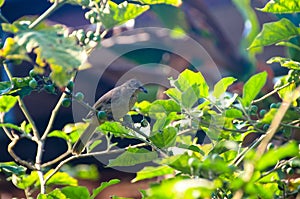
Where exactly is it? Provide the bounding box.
[91,179,120,199]
[132,165,174,183]
[213,77,237,98]
[242,71,267,107]
[100,1,149,29]
[44,170,78,186]
[259,0,300,13]
[0,95,17,112]
[249,18,300,49]
[267,56,300,70]
[137,0,182,6]
[61,186,90,199]
[149,127,177,148]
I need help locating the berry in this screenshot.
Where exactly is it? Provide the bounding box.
[44,84,55,93]
[75,92,84,101]
[259,109,267,117]
[267,143,274,150]
[97,111,106,120]
[62,98,71,107]
[276,102,281,108]
[263,124,270,131]
[29,69,37,77]
[67,81,74,91]
[270,103,277,109]
[29,79,38,89]
[86,31,94,40]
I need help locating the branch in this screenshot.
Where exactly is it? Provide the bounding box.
[44,143,146,184]
[29,0,64,29]
[252,83,290,104]
[8,135,36,170]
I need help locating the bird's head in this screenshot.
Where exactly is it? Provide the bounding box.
[125,79,148,93]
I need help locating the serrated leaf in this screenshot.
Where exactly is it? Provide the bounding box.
[132,165,174,183]
[259,0,300,14]
[61,186,90,199]
[249,18,300,49]
[213,77,237,98]
[100,1,149,29]
[149,127,177,148]
[15,26,87,87]
[91,179,120,199]
[108,148,158,167]
[267,56,300,70]
[242,71,267,107]
[0,95,17,112]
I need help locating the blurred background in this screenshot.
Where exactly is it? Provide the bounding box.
[0,0,292,198]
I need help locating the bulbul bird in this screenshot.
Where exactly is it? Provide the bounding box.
[72,79,147,155]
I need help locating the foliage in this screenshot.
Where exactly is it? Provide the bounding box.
[0,0,299,199]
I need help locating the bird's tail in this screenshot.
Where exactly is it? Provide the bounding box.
[72,118,99,155]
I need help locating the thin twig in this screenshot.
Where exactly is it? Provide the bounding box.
[42,92,67,140]
[28,0,64,29]
[252,83,290,104]
[44,143,146,184]
[8,135,36,170]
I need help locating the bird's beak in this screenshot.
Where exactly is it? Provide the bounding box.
[139,86,148,93]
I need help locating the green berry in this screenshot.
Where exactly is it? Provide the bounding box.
[263,124,270,131]
[140,119,148,127]
[62,98,71,107]
[75,92,84,101]
[67,81,74,91]
[44,84,55,93]
[276,102,281,108]
[97,111,106,120]
[270,103,277,109]
[79,0,89,6]
[267,143,274,150]
[92,34,101,42]
[251,105,258,112]
[29,79,38,89]
[29,69,37,77]
[259,109,267,117]
[76,29,85,42]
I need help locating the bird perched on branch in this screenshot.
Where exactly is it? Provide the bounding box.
[72,79,147,155]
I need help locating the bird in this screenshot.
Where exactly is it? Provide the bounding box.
[72,79,147,155]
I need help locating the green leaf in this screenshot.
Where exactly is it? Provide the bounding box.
[149,127,177,148]
[249,18,300,49]
[108,148,158,167]
[261,108,300,124]
[145,176,214,199]
[276,41,300,51]
[13,171,39,190]
[99,1,149,29]
[132,165,175,183]
[256,141,299,171]
[0,0,5,8]
[0,81,13,95]
[225,108,243,118]
[152,99,181,114]
[267,56,300,70]
[181,85,199,109]
[164,88,181,104]
[259,0,300,13]
[242,71,267,107]
[174,69,209,98]
[44,171,78,186]
[38,189,67,199]
[48,130,70,141]
[61,186,90,199]
[213,77,237,98]
[136,0,181,6]
[0,162,26,175]
[0,95,17,112]
[15,26,87,87]
[91,179,120,199]
[98,121,132,138]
